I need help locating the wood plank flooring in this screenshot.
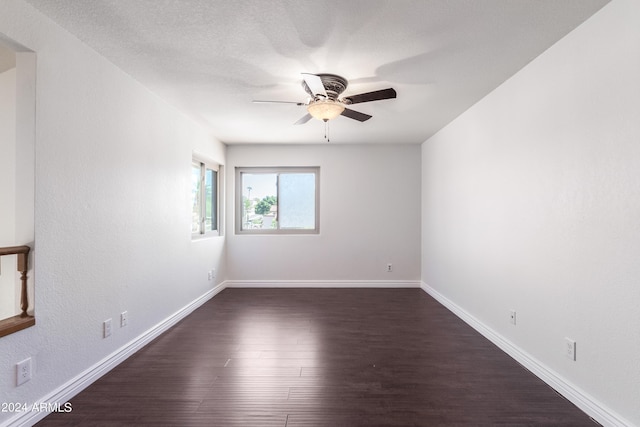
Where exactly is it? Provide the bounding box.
[37,288,596,426]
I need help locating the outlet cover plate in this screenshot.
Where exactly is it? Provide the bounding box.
[103,318,112,338]
[16,358,32,386]
[565,337,576,361]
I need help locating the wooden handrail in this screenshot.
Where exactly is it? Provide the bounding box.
[0,245,30,256]
[0,245,31,317]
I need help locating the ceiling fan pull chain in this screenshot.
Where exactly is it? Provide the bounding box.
[324,119,329,142]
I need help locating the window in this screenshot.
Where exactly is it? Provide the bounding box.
[191,158,219,236]
[236,167,319,234]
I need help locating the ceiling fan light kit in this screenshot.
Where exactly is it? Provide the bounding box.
[307,99,345,121]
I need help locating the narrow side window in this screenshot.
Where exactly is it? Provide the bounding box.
[192,158,219,237]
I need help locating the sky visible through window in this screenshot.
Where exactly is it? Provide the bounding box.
[243,173,277,200]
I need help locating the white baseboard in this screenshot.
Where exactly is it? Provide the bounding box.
[225,279,421,288]
[420,281,631,427]
[4,282,227,427]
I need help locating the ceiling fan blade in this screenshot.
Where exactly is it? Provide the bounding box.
[341,108,372,122]
[253,100,305,105]
[343,88,396,105]
[301,73,327,98]
[294,113,313,125]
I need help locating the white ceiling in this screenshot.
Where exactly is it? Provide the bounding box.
[24,0,608,145]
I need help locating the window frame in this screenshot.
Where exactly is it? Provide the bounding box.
[235,166,320,235]
[191,157,220,238]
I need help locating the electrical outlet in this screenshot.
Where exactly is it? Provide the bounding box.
[16,358,32,386]
[120,311,128,327]
[565,338,576,361]
[103,318,112,338]
[208,270,214,281]
[509,310,517,325]
[386,263,393,272]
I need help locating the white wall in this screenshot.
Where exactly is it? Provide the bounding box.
[226,144,421,285]
[0,0,225,424]
[421,0,640,425]
[0,67,17,318]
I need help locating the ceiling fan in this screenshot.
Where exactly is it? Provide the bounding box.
[253,73,397,125]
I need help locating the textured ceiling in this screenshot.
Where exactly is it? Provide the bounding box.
[24,0,609,144]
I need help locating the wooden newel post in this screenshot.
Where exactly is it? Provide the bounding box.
[0,245,31,318]
[0,245,35,337]
[17,248,30,317]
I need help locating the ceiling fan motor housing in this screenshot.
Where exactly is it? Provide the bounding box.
[302,73,348,101]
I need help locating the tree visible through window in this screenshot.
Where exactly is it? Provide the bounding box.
[236,167,319,234]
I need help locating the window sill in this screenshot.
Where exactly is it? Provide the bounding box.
[191,232,222,241]
[0,314,35,338]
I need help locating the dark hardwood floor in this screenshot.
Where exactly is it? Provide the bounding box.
[37,288,596,426]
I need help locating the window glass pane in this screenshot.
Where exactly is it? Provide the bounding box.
[191,163,201,233]
[279,173,315,229]
[241,173,277,230]
[205,169,216,231]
